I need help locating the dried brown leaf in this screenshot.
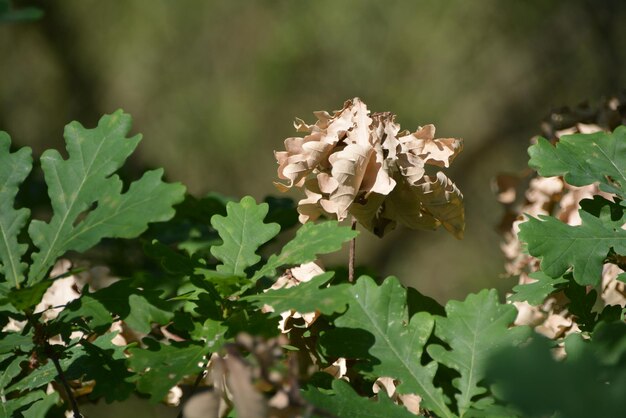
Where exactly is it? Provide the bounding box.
[275,97,464,238]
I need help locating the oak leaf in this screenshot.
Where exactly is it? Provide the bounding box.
[274,98,464,238]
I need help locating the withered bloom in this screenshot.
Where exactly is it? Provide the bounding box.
[275,98,464,238]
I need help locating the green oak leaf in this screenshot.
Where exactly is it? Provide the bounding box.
[125,293,174,333]
[509,271,568,305]
[56,280,174,334]
[8,349,76,393]
[564,282,598,332]
[128,338,209,403]
[244,272,350,315]
[252,221,358,281]
[0,354,25,394]
[188,318,227,350]
[0,390,49,418]
[518,210,626,285]
[7,280,53,311]
[53,292,114,336]
[8,334,128,399]
[320,276,453,418]
[528,126,626,198]
[427,289,531,417]
[27,111,186,284]
[64,333,134,402]
[21,392,60,418]
[0,331,33,354]
[0,132,32,289]
[304,379,422,418]
[210,196,280,276]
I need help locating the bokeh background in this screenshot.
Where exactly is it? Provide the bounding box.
[1,0,625,303]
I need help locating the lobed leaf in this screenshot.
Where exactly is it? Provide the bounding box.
[321,276,454,418]
[244,272,350,315]
[21,392,60,418]
[252,221,357,281]
[7,281,53,311]
[64,334,134,402]
[304,379,422,418]
[528,126,626,198]
[0,390,50,418]
[0,132,32,289]
[8,352,74,393]
[0,331,33,354]
[427,289,530,417]
[56,280,174,334]
[210,196,280,276]
[128,338,209,403]
[27,111,186,284]
[509,271,568,305]
[519,210,626,285]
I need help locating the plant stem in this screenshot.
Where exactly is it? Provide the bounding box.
[47,346,82,418]
[177,357,210,418]
[348,217,357,283]
[27,311,82,418]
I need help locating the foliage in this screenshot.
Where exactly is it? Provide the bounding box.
[0,104,625,418]
[495,124,626,417]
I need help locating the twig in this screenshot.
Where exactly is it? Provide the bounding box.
[348,217,357,283]
[27,311,82,418]
[46,346,82,418]
[177,357,210,418]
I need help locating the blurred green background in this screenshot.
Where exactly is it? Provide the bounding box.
[1,0,625,302]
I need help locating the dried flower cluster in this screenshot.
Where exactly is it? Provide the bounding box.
[495,95,626,342]
[275,98,464,238]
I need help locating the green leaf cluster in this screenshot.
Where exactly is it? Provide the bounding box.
[3,111,625,418]
[499,126,626,416]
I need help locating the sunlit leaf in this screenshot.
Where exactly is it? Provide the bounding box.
[27,111,186,284]
[528,126,626,198]
[320,276,453,418]
[0,132,32,289]
[252,221,357,281]
[245,272,350,315]
[305,379,421,418]
[519,210,626,285]
[427,289,530,417]
[509,271,568,305]
[211,196,280,276]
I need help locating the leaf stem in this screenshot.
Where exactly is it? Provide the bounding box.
[47,346,82,418]
[177,357,210,418]
[348,217,357,283]
[27,311,82,418]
